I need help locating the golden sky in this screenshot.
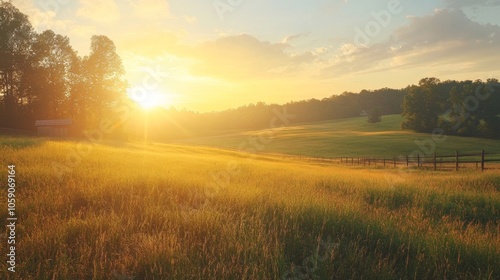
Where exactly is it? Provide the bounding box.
[13,0,500,112]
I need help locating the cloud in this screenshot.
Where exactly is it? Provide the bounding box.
[119,33,320,80]
[396,9,498,44]
[323,9,500,77]
[281,33,308,44]
[443,0,500,8]
[186,34,318,80]
[130,0,170,20]
[13,0,94,54]
[118,29,181,57]
[13,1,62,32]
[77,0,120,23]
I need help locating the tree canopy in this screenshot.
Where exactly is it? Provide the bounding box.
[0,2,126,133]
[402,78,500,138]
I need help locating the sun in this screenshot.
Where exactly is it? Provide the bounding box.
[129,89,170,110]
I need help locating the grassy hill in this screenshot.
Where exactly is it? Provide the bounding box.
[0,136,499,279]
[178,115,500,158]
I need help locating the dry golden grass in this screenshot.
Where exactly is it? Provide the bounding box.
[0,137,499,279]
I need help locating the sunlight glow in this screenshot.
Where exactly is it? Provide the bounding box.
[128,88,171,110]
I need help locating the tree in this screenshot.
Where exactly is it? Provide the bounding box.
[0,2,34,128]
[367,107,382,123]
[22,30,78,121]
[477,79,500,137]
[67,56,88,134]
[402,78,442,132]
[0,2,130,134]
[446,79,500,137]
[79,35,128,128]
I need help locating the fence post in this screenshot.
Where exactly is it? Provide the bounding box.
[481,149,485,171]
[406,155,409,167]
[455,150,459,171]
[417,154,420,168]
[433,152,437,171]
[351,157,354,165]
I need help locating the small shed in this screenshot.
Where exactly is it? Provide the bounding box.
[34,119,73,137]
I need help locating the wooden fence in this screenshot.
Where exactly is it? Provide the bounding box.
[170,143,500,172]
[334,150,500,171]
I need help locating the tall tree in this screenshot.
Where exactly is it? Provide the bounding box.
[81,35,127,127]
[402,78,442,132]
[22,30,78,120]
[0,2,34,128]
[68,56,88,134]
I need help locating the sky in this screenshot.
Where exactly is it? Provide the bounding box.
[11,0,500,112]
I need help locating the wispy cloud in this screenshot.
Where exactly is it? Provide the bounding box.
[281,33,309,44]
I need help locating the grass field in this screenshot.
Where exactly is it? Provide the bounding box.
[178,115,500,158]
[0,136,499,279]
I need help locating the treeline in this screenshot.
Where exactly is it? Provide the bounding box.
[126,88,407,140]
[2,3,499,141]
[132,78,500,141]
[402,78,500,138]
[0,2,127,133]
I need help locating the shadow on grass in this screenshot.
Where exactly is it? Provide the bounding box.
[250,202,499,280]
[424,192,500,227]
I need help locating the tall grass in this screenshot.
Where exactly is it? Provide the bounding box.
[0,137,498,279]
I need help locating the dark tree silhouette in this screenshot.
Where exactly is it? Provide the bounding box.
[24,30,78,121]
[1,3,128,135]
[367,108,382,123]
[0,2,34,129]
[81,35,128,127]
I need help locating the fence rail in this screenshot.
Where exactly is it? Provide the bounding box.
[333,150,500,171]
[172,143,500,172]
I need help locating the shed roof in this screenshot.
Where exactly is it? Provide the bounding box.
[34,119,73,127]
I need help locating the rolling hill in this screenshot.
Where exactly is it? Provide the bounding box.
[178,115,500,158]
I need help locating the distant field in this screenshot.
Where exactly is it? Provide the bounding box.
[0,136,499,279]
[178,115,500,158]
